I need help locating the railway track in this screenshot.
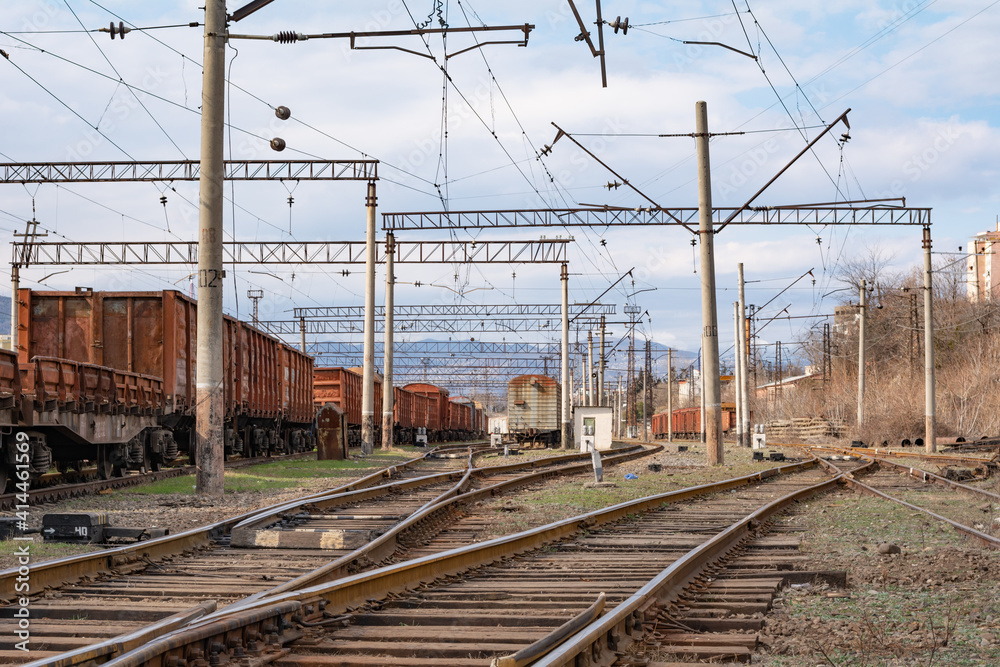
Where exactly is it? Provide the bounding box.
[88,456,842,667]
[0,451,319,513]
[0,444,652,665]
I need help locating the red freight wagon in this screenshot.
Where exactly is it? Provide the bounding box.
[313,367,384,447]
[449,396,472,432]
[394,386,413,429]
[281,343,314,425]
[14,288,315,470]
[404,383,449,436]
[652,403,739,440]
[412,392,431,430]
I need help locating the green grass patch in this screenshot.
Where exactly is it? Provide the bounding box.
[0,538,98,566]
[126,449,420,495]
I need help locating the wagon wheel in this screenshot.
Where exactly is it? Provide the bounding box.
[111,465,126,478]
[0,466,7,495]
[97,457,113,480]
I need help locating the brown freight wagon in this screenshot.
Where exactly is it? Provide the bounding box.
[313,367,383,447]
[654,403,739,440]
[403,383,449,440]
[448,396,473,433]
[17,288,315,465]
[507,374,561,446]
[393,386,415,444]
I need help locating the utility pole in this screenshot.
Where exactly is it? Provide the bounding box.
[195,0,227,496]
[700,350,706,444]
[737,263,750,447]
[923,226,936,452]
[598,316,606,406]
[381,233,395,450]
[643,339,650,441]
[666,348,673,442]
[823,322,831,385]
[695,101,723,464]
[617,375,623,439]
[587,330,594,407]
[560,263,570,449]
[733,301,742,446]
[361,181,377,455]
[299,317,307,354]
[858,279,866,430]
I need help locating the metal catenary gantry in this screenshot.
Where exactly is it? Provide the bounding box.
[0,160,378,183]
[12,239,570,265]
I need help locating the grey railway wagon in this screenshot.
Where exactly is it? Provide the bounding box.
[507,374,561,445]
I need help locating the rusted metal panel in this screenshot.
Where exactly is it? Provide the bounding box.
[314,367,361,425]
[449,396,473,431]
[0,349,22,417]
[17,289,311,426]
[412,392,430,430]
[394,386,413,428]
[404,383,448,432]
[280,343,314,424]
[316,404,346,460]
[508,374,561,433]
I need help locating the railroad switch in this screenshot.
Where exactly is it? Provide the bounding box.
[41,512,169,544]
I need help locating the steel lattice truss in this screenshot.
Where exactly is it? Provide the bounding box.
[307,341,563,356]
[382,206,931,230]
[260,318,579,334]
[293,303,615,319]
[370,358,549,372]
[12,239,570,266]
[0,160,378,183]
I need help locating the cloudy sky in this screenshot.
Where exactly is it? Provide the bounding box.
[1,1,998,380]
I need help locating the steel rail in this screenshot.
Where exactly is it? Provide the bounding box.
[0,451,315,511]
[0,453,433,601]
[873,456,1000,501]
[843,476,1000,550]
[224,444,657,607]
[229,469,469,546]
[100,457,825,667]
[530,472,844,666]
[19,602,217,667]
[783,443,998,470]
[15,445,643,667]
[493,593,606,667]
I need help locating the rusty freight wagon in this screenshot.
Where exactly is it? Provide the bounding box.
[404,383,450,441]
[14,288,315,476]
[507,374,561,446]
[652,403,739,440]
[313,367,384,448]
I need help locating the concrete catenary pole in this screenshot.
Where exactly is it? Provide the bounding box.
[858,279,866,430]
[666,348,673,442]
[560,263,570,449]
[642,339,648,442]
[381,233,395,450]
[598,316,606,406]
[195,0,227,496]
[299,317,306,354]
[695,101,723,464]
[737,263,750,446]
[734,301,743,447]
[923,226,937,452]
[617,375,623,438]
[361,181,377,455]
[700,350,706,444]
[587,330,594,407]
